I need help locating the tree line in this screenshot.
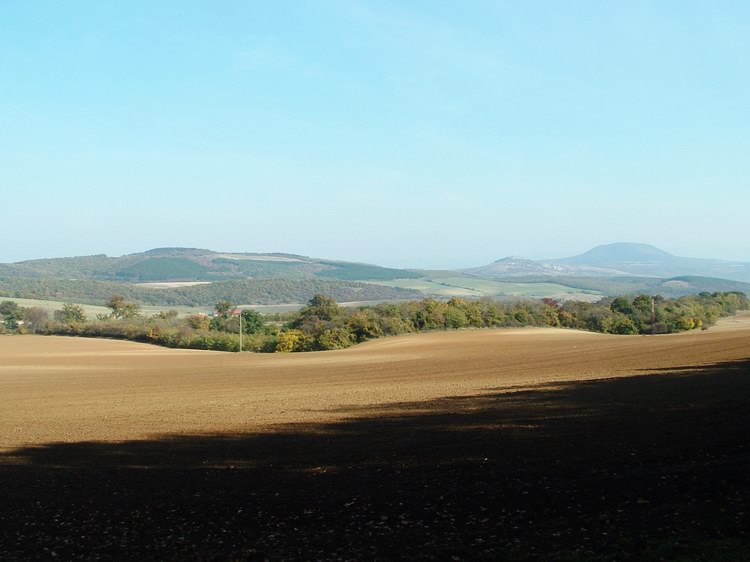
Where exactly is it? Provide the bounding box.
[2,291,747,353]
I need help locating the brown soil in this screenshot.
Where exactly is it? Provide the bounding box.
[1,315,750,560]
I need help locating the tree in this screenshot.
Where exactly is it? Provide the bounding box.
[106,295,141,319]
[316,327,354,350]
[610,297,633,315]
[23,307,49,332]
[412,299,445,329]
[602,313,639,335]
[214,301,234,318]
[3,309,22,330]
[303,294,340,321]
[443,306,468,329]
[155,309,179,321]
[0,301,21,316]
[187,314,210,330]
[275,329,310,352]
[347,310,384,341]
[54,303,86,324]
[0,301,23,330]
[240,309,265,334]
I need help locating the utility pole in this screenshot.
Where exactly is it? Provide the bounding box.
[239,310,243,353]
[651,296,656,335]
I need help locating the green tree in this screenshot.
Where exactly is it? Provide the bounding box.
[513,308,530,324]
[602,313,639,335]
[214,301,234,318]
[347,310,384,341]
[303,294,341,321]
[0,301,23,331]
[610,297,633,315]
[412,299,445,330]
[443,306,468,329]
[240,308,266,334]
[317,327,354,350]
[155,309,179,321]
[3,309,22,330]
[54,303,87,324]
[0,301,21,316]
[107,295,141,319]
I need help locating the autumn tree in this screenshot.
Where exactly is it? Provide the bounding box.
[106,295,141,319]
[214,301,234,318]
[187,314,210,330]
[22,307,49,332]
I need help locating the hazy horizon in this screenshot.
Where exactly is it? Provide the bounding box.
[3,240,748,272]
[2,2,748,267]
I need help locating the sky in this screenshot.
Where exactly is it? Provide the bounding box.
[2,0,749,268]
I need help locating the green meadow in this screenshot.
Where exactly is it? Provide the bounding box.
[0,297,215,319]
[367,273,602,300]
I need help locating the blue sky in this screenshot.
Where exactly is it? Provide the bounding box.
[2,1,749,268]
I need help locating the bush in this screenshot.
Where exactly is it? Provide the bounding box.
[275,330,309,352]
[316,327,354,350]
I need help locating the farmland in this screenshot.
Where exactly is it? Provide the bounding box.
[2,314,750,559]
[368,272,602,300]
[0,296,216,318]
[2,315,749,448]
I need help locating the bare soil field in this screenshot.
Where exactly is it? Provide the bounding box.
[1,315,750,560]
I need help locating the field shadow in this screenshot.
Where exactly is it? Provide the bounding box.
[2,359,750,560]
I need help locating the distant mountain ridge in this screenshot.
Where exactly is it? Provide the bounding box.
[468,243,750,283]
[0,248,427,305]
[553,243,676,266]
[1,243,748,307]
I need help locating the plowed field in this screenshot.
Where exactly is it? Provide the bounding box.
[2,316,750,450]
[2,315,750,560]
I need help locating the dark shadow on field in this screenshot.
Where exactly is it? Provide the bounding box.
[2,360,750,561]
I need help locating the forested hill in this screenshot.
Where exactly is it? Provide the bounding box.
[3,245,749,308]
[0,248,422,283]
[0,276,422,306]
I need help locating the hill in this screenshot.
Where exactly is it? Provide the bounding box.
[0,276,422,307]
[5,247,598,307]
[467,243,750,287]
[0,247,423,283]
[0,248,425,307]
[556,242,676,265]
[464,256,617,278]
[3,244,748,308]
[551,242,750,281]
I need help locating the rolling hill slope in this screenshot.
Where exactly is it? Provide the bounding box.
[0,247,423,283]
[467,243,750,285]
[551,243,750,281]
[463,243,750,297]
[3,243,748,308]
[0,248,425,307]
